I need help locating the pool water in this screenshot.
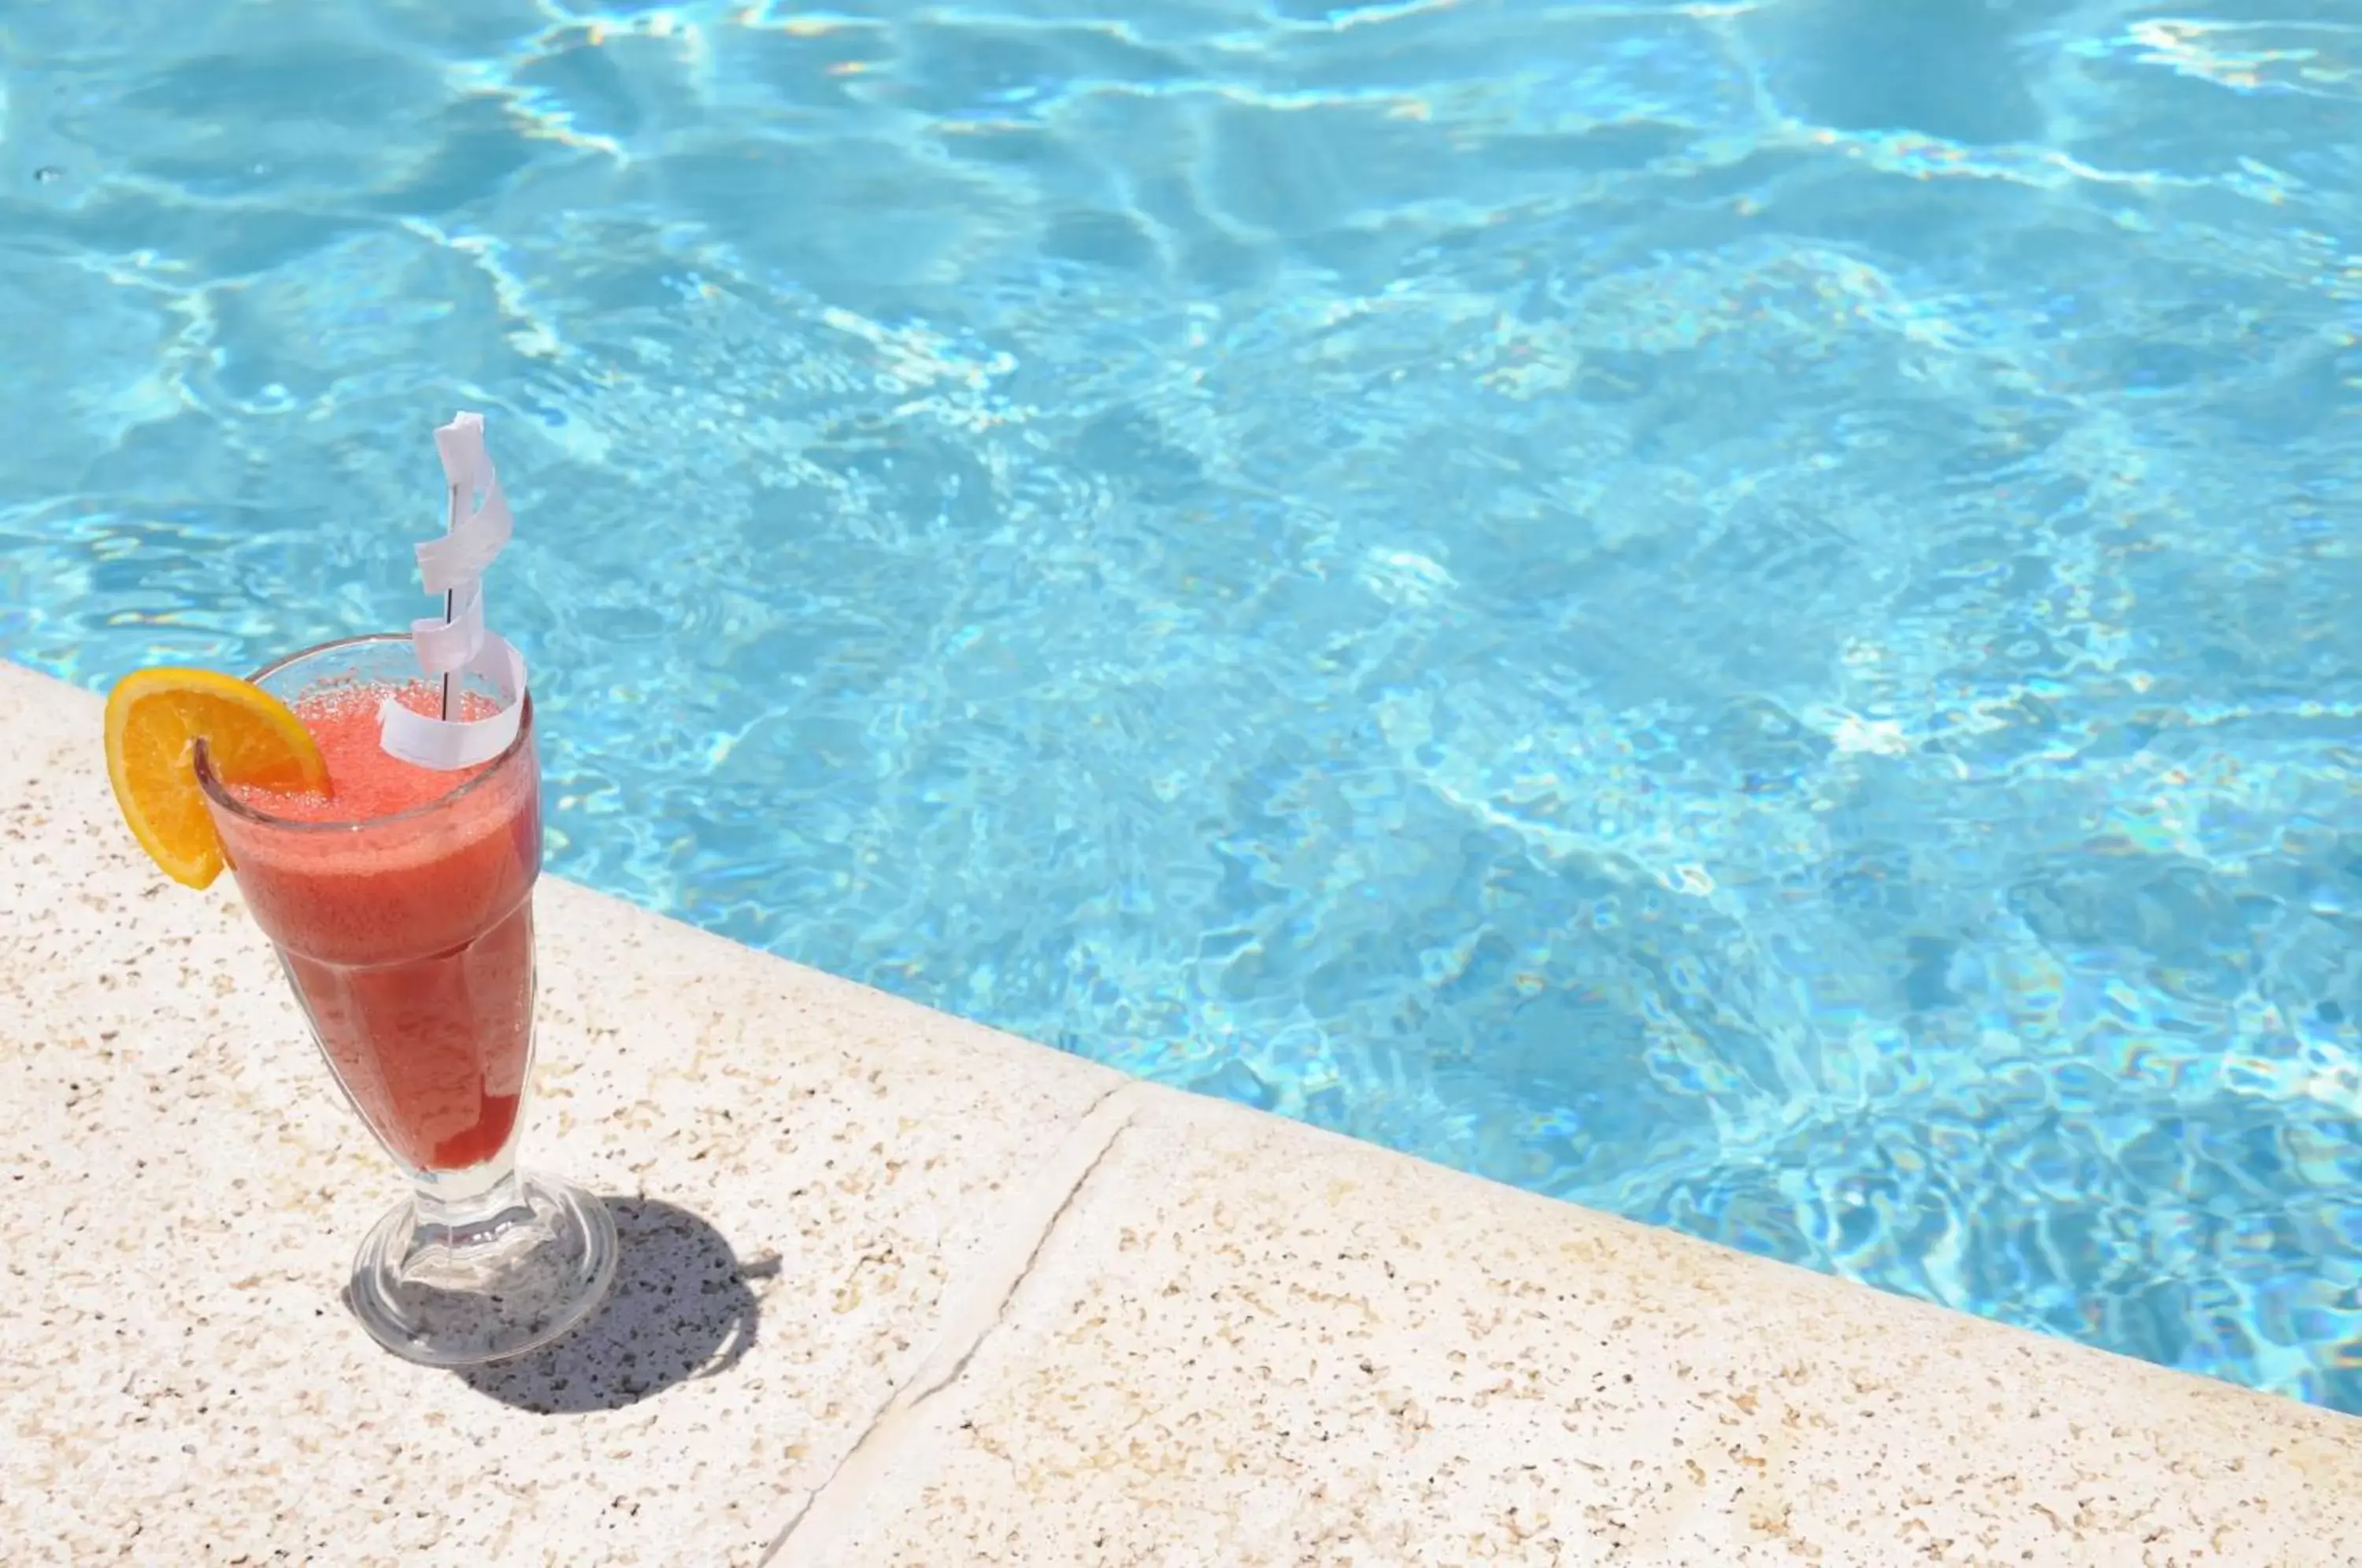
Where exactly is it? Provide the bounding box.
[5,0,2360,1410]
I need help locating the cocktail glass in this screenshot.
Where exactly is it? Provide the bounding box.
[194,633,616,1366]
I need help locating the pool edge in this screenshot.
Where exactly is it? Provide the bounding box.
[7,656,2358,1566]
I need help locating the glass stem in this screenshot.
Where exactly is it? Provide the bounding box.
[409,1156,530,1248]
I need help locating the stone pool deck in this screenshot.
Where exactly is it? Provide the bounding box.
[4,656,2360,1567]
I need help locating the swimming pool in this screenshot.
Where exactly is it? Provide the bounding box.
[6,0,2359,1411]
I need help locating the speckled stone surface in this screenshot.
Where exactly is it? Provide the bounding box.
[0,662,1121,1565]
[786,1093,2362,1566]
[7,656,2362,1568]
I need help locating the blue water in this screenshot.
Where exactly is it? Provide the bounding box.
[5,0,2360,1408]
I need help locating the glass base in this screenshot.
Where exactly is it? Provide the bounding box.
[347,1169,619,1367]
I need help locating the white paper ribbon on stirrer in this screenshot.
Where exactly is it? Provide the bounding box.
[379,412,530,771]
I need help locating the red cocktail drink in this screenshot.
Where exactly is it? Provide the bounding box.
[211,680,538,1174]
[193,632,613,1366]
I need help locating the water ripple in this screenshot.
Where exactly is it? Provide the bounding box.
[5,0,2360,1412]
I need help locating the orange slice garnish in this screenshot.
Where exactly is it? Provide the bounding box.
[103,668,330,889]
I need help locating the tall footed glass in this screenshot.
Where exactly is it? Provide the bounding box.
[196,634,616,1366]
